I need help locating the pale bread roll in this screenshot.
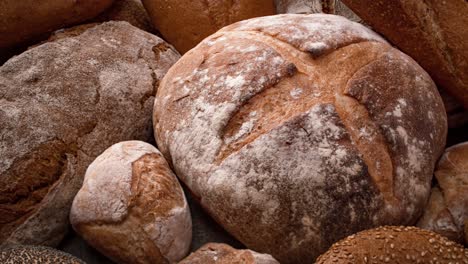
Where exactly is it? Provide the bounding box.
[70,141,192,264]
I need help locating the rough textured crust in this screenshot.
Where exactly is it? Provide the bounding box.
[418,142,468,244]
[141,0,276,53]
[153,14,447,263]
[0,21,180,247]
[178,243,279,264]
[0,0,114,49]
[70,141,192,264]
[342,0,468,107]
[0,245,85,264]
[94,0,154,33]
[316,226,468,263]
[275,0,363,23]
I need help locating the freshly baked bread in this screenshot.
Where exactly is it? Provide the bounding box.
[153,14,447,262]
[0,0,114,49]
[179,243,279,264]
[275,0,362,23]
[0,21,179,247]
[341,0,468,107]
[316,226,467,263]
[0,245,84,264]
[141,0,276,53]
[70,141,191,264]
[418,142,468,244]
[94,0,154,33]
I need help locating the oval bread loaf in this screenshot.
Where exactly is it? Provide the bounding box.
[142,0,276,53]
[0,245,85,264]
[153,14,447,263]
[70,141,191,264]
[0,21,179,247]
[0,0,114,49]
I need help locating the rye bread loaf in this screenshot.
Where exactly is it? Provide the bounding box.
[0,0,114,49]
[417,142,468,245]
[316,226,468,263]
[141,0,276,53]
[178,243,279,264]
[341,0,468,108]
[70,141,191,264]
[0,21,179,247]
[153,14,447,263]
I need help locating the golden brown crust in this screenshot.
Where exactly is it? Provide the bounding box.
[142,0,276,53]
[154,14,447,263]
[316,226,468,264]
[341,0,468,107]
[70,141,191,263]
[0,0,115,49]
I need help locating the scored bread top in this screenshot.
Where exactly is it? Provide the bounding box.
[153,14,447,262]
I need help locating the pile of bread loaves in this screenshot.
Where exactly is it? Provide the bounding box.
[0,0,467,263]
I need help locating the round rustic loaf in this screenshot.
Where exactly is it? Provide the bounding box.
[418,142,468,245]
[141,0,276,53]
[70,141,191,264]
[316,226,467,263]
[179,243,279,264]
[0,245,85,264]
[0,21,179,247]
[341,0,468,108]
[0,0,114,49]
[153,14,447,262]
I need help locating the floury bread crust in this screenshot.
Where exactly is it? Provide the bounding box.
[178,243,279,264]
[0,22,180,247]
[154,14,447,263]
[70,141,191,264]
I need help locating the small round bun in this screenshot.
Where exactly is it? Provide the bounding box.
[70,141,192,264]
[418,142,468,244]
[316,226,468,263]
[0,245,84,264]
[179,243,280,264]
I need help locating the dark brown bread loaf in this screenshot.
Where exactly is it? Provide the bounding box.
[0,21,179,247]
[0,0,114,49]
[316,226,468,263]
[70,141,192,264]
[141,0,276,53]
[153,14,447,263]
[178,243,279,264]
[341,0,468,107]
[418,142,468,245]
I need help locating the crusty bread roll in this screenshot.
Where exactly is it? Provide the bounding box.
[418,142,468,245]
[0,0,114,49]
[153,14,447,262]
[316,226,467,263]
[341,0,468,108]
[0,21,179,247]
[0,245,85,264]
[141,0,276,53]
[179,243,279,264]
[70,141,191,264]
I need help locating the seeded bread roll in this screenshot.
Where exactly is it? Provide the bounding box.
[153,14,447,263]
[178,243,279,264]
[70,141,191,264]
[0,21,179,247]
[316,226,468,263]
[341,0,468,107]
[0,0,114,49]
[0,245,85,264]
[141,0,276,53]
[418,142,468,245]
